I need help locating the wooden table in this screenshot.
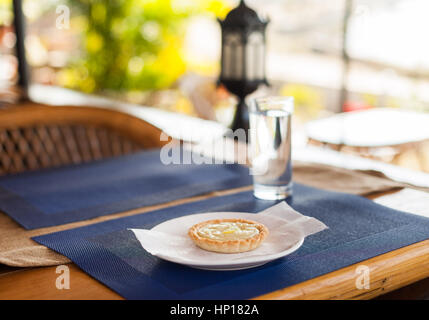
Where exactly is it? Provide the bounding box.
[0,186,428,300]
[0,90,428,299]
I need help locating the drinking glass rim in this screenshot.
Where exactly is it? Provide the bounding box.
[251,96,294,113]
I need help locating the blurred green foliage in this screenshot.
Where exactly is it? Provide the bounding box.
[60,0,229,93]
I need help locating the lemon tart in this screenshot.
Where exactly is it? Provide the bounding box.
[188,218,269,253]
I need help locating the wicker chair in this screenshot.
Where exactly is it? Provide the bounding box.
[0,103,168,175]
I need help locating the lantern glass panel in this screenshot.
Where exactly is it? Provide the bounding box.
[223,33,244,80]
[246,32,264,81]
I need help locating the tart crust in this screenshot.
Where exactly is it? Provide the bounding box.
[188,218,269,253]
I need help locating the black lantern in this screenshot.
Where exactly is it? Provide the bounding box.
[218,0,269,134]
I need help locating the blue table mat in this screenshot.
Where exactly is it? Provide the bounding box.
[33,183,429,299]
[0,148,251,229]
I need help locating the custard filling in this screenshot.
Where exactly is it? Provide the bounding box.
[197,222,260,241]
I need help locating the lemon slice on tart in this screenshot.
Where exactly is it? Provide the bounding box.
[188,218,269,253]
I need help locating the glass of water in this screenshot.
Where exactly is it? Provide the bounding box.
[249,96,294,200]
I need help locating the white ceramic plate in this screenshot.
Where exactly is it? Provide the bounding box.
[150,211,304,271]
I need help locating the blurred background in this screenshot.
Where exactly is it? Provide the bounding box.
[1,0,429,172]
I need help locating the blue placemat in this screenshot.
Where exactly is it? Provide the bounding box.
[0,148,251,229]
[33,183,429,299]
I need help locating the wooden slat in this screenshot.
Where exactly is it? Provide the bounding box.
[0,264,122,300]
[376,277,429,299]
[255,240,429,300]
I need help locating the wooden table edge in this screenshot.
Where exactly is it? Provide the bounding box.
[254,239,429,300]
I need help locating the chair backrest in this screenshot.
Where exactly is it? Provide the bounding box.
[0,103,168,175]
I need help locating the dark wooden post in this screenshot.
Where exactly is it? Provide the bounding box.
[12,0,29,100]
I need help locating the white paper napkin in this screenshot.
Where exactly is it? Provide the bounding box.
[130,202,328,264]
